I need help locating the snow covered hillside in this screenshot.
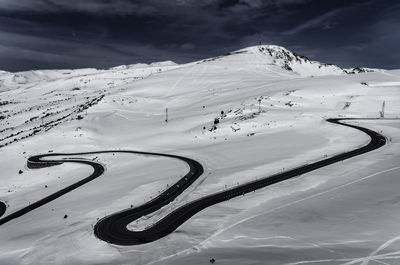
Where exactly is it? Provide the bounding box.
[1,45,400,265]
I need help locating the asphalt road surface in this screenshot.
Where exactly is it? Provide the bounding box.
[0,151,203,226]
[95,118,387,245]
[0,201,5,218]
[0,118,387,246]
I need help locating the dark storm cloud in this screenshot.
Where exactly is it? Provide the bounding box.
[0,0,399,71]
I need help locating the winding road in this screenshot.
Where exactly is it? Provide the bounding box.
[0,118,388,246]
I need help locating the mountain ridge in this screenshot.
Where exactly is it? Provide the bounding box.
[0,45,381,77]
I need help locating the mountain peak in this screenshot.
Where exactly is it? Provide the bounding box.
[232,45,345,76]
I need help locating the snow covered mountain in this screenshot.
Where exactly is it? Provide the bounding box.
[1,45,400,265]
[0,45,366,92]
[0,45,387,149]
[231,45,345,76]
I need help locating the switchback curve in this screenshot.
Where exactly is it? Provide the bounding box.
[94,118,387,245]
[0,151,203,226]
[0,118,388,246]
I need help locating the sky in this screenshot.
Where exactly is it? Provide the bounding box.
[0,0,399,72]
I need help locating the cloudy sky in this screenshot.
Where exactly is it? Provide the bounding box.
[0,0,399,71]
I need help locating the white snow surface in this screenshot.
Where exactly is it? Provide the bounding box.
[0,45,400,265]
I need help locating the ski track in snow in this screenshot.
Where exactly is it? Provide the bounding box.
[146,166,400,265]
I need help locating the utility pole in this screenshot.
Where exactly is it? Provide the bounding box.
[380,100,385,118]
[165,107,168,123]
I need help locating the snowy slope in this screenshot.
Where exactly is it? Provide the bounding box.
[0,46,400,265]
[235,45,345,76]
